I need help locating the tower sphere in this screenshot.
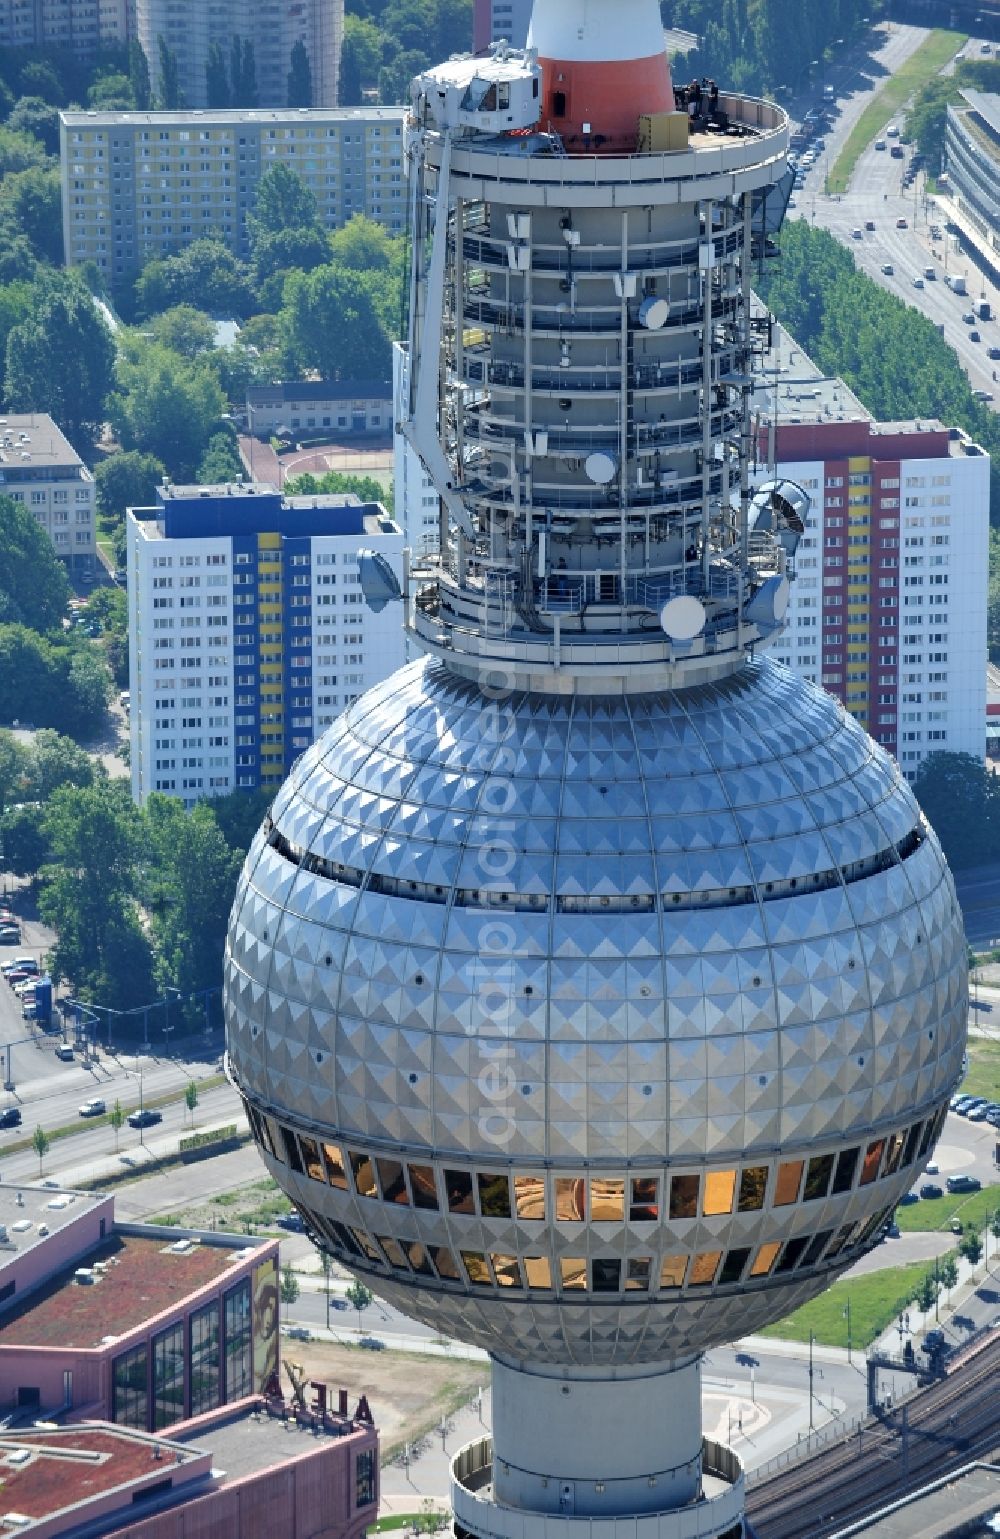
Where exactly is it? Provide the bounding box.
[224,654,966,1366]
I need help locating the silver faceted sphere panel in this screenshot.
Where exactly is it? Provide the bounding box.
[224,656,967,1365]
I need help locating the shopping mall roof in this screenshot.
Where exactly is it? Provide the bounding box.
[0,1185,110,1262]
[0,1425,209,1529]
[0,1232,259,1349]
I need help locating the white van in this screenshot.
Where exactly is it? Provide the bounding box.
[55,1043,75,1061]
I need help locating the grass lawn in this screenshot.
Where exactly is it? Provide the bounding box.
[827,30,966,195]
[896,1185,1000,1236]
[760,1253,956,1349]
[963,1036,1000,1103]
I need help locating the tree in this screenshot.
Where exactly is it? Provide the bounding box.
[280,266,393,381]
[18,59,62,105]
[346,1279,374,1332]
[0,128,48,179]
[961,1231,984,1268]
[0,730,32,813]
[0,492,70,631]
[109,1096,124,1152]
[206,785,272,854]
[912,753,1000,872]
[250,228,332,308]
[157,36,181,109]
[134,239,255,319]
[285,470,387,503]
[0,803,48,877]
[248,163,321,241]
[287,39,312,107]
[197,430,243,484]
[230,37,257,108]
[26,730,94,801]
[184,1079,198,1126]
[940,1254,959,1300]
[128,41,152,111]
[143,798,242,1006]
[339,16,379,106]
[0,167,62,264]
[206,42,230,108]
[280,1261,300,1305]
[87,72,135,111]
[32,1123,49,1175]
[328,213,398,273]
[150,304,215,359]
[7,96,60,157]
[5,275,116,447]
[94,450,167,523]
[915,1271,939,1314]
[0,626,111,735]
[40,779,154,1011]
[110,343,226,481]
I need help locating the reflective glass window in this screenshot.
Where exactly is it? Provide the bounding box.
[859,1139,884,1185]
[299,1135,324,1182]
[378,1236,409,1270]
[189,1301,221,1417]
[281,1125,304,1174]
[377,1159,409,1205]
[351,1228,383,1263]
[718,1248,751,1286]
[669,1174,700,1220]
[659,1254,687,1288]
[356,1448,377,1508]
[774,1160,803,1206]
[560,1257,587,1290]
[514,1175,545,1220]
[775,1236,809,1274]
[590,1178,625,1222]
[408,1164,439,1210]
[262,1116,282,1160]
[804,1154,834,1201]
[113,1344,148,1429]
[738,1166,768,1212]
[152,1322,185,1429]
[446,1169,476,1214]
[430,1246,461,1280]
[831,1147,859,1195]
[592,1258,621,1292]
[918,1118,935,1158]
[626,1257,652,1291]
[630,1177,659,1221]
[524,1256,552,1289]
[800,1230,833,1267]
[322,1142,348,1189]
[689,1250,722,1286]
[224,1280,251,1403]
[902,1123,921,1166]
[749,1241,781,1277]
[491,1254,522,1288]
[350,1150,377,1197]
[556,1177,586,1220]
[253,1108,277,1158]
[825,1223,856,1259]
[478,1173,511,1218]
[405,1242,434,1276]
[462,1250,492,1285]
[884,1131,905,1176]
[703,1170,736,1216]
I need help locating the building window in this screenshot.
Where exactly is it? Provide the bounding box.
[356,1447,377,1508]
[189,1300,221,1417]
[113,1344,148,1429]
[224,1280,252,1402]
[152,1321,185,1430]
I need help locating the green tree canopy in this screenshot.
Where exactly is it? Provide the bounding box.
[0,626,111,736]
[143,797,243,1007]
[279,265,393,380]
[86,71,135,110]
[149,304,216,359]
[912,752,1000,871]
[284,469,387,503]
[94,449,167,522]
[0,801,49,878]
[0,492,69,631]
[0,127,49,178]
[287,39,312,107]
[128,40,152,111]
[4,274,116,446]
[197,429,243,484]
[0,166,62,264]
[110,342,226,480]
[157,36,181,108]
[25,729,96,801]
[248,163,321,241]
[134,239,254,319]
[328,213,398,273]
[7,96,60,157]
[206,41,230,107]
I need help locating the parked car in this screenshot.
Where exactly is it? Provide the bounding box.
[880,262,894,275]
[5,969,30,986]
[898,1191,920,1205]
[127,1108,162,1129]
[896,216,908,228]
[920,1182,944,1199]
[276,1212,305,1232]
[78,1098,106,1118]
[54,1043,75,1061]
[970,330,982,342]
[968,1106,988,1121]
[926,1161,940,1174]
[0,1107,22,1129]
[0,926,20,944]
[946,1174,982,1193]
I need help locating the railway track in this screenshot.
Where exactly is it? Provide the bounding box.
[746,1335,1000,1539]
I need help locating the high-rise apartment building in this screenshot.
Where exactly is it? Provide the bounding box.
[765,417,988,774]
[60,106,406,284]
[127,484,404,806]
[0,414,96,575]
[0,0,124,53]
[135,0,343,109]
[472,0,532,50]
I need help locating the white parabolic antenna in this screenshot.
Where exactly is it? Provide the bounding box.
[584,450,618,485]
[660,594,706,640]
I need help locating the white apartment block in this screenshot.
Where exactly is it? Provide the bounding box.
[0,0,124,53]
[392,342,439,559]
[764,418,989,776]
[60,106,406,284]
[127,483,404,807]
[136,0,343,109]
[0,414,96,574]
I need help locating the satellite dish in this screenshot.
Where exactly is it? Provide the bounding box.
[638,296,670,330]
[585,451,618,485]
[357,549,402,613]
[748,479,811,558]
[660,595,706,640]
[745,575,790,630]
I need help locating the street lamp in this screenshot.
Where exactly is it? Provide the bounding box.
[808,1329,816,1431]
[843,1296,852,1364]
[163,987,182,1057]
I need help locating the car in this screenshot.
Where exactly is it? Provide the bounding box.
[880,262,894,275]
[951,1218,963,1234]
[78,1098,106,1118]
[0,1107,21,1129]
[865,219,876,231]
[735,1351,760,1367]
[54,1043,75,1061]
[5,969,29,986]
[920,1182,944,1199]
[874,138,886,151]
[974,388,994,401]
[891,144,905,159]
[968,1106,988,1121]
[852,227,864,240]
[989,347,1000,360]
[963,311,977,324]
[987,1109,1000,1127]
[788,198,796,209]
[284,1325,311,1340]
[951,1093,965,1109]
[970,330,982,342]
[899,1191,920,1205]
[21,1003,37,1021]
[126,1108,162,1129]
[947,1174,982,1193]
[276,1212,305,1232]
[896,217,908,228]
[912,276,924,289]
[926,1161,939,1174]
